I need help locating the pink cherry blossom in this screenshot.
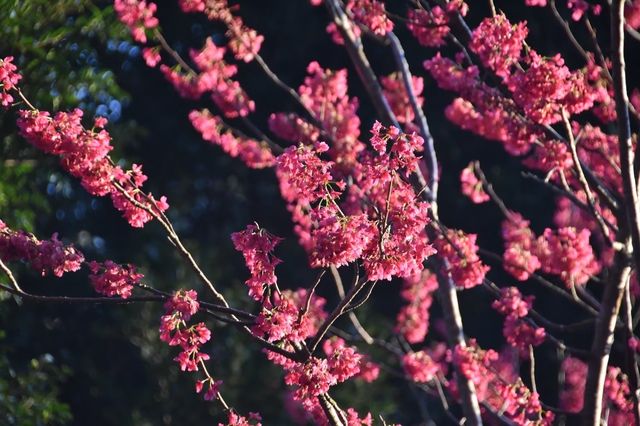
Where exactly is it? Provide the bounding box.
[88,260,143,299]
[0,56,21,108]
[231,224,283,300]
[460,162,489,204]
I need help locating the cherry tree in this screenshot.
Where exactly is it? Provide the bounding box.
[2,0,640,424]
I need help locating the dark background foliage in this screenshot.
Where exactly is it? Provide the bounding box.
[0,0,638,424]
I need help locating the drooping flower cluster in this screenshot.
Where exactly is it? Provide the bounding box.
[424,54,540,156]
[87,260,143,299]
[0,220,84,277]
[381,72,424,124]
[159,290,212,372]
[113,0,159,43]
[492,287,545,356]
[536,227,600,286]
[275,142,384,274]
[17,109,168,227]
[189,109,274,169]
[345,0,393,36]
[177,0,263,62]
[509,52,596,125]
[402,350,440,383]
[395,269,438,344]
[0,56,21,108]
[406,1,468,48]
[460,162,489,204]
[281,338,363,411]
[355,125,434,280]
[157,36,256,120]
[452,341,554,424]
[252,288,327,343]
[231,224,283,300]
[189,37,255,117]
[501,210,601,286]
[502,212,541,281]
[270,62,363,168]
[434,229,489,289]
[559,357,634,423]
[469,14,528,80]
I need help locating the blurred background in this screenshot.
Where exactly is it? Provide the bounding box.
[0,0,638,424]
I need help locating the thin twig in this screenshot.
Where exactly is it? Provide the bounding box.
[561,108,612,241]
[329,265,373,344]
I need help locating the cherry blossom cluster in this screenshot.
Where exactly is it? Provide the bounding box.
[189,109,274,169]
[159,289,212,373]
[87,260,143,299]
[559,357,634,423]
[406,1,468,48]
[113,0,159,43]
[434,229,489,289]
[231,224,283,300]
[536,227,601,286]
[501,211,601,287]
[280,337,364,414]
[16,108,168,227]
[469,14,528,80]
[155,36,255,119]
[460,162,489,204]
[402,350,441,383]
[270,62,363,168]
[345,0,393,36]
[0,56,21,108]
[502,212,541,281]
[252,288,327,344]
[492,287,545,356]
[0,220,84,277]
[425,12,612,174]
[395,269,438,344]
[452,341,553,424]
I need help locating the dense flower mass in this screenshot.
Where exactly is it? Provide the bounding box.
[536,227,600,286]
[406,1,467,47]
[88,260,143,299]
[469,14,527,80]
[346,0,393,36]
[508,52,596,125]
[252,288,327,343]
[0,221,84,277]
[402,350,440,383]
